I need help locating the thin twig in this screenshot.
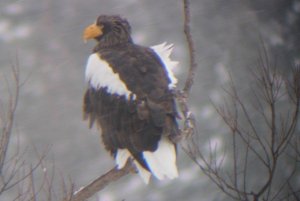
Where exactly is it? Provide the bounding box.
[0,61,20,173]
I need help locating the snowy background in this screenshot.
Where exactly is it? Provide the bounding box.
[1,0,299,200]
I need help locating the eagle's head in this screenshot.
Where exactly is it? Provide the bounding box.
[83,15,132,47]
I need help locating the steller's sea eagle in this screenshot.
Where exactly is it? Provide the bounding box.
[82,15,179,184]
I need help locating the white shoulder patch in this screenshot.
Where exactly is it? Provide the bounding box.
[143,137,178,180]
[85,53,133,99]
[151,42,178,89]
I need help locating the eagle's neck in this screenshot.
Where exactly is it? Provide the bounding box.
[94,33,133,50]
[93,43,128,52]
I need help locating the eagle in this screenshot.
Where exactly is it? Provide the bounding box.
[82,15,179,184]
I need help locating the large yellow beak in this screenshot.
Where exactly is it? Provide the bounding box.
[82,23,103,42]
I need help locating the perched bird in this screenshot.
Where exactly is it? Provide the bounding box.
[82,15,179,184]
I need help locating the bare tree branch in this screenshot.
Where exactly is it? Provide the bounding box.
[189,44,300,200]
[0,60,21,173]
[182,0,197,95]
[68,161,135,201]
[172,0,197,143]
[0,57,61,201]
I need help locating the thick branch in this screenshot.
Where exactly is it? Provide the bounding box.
[68,161,135,201]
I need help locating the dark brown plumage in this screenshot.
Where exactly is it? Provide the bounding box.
[82,15,179,183]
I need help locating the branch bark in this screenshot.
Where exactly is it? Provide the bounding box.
[67,161,135,201]
[182,0,197,95]
[172,0,197,143]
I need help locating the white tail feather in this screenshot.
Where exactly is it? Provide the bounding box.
[115,139,178,184]
[133,160,151,184]
[115,149,151,184]
[143,137,178,180]
[115,149,131,169]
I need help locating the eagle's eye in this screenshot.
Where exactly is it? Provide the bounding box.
[98,22,110,34]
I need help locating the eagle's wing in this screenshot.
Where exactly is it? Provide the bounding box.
[83,43,179,183]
